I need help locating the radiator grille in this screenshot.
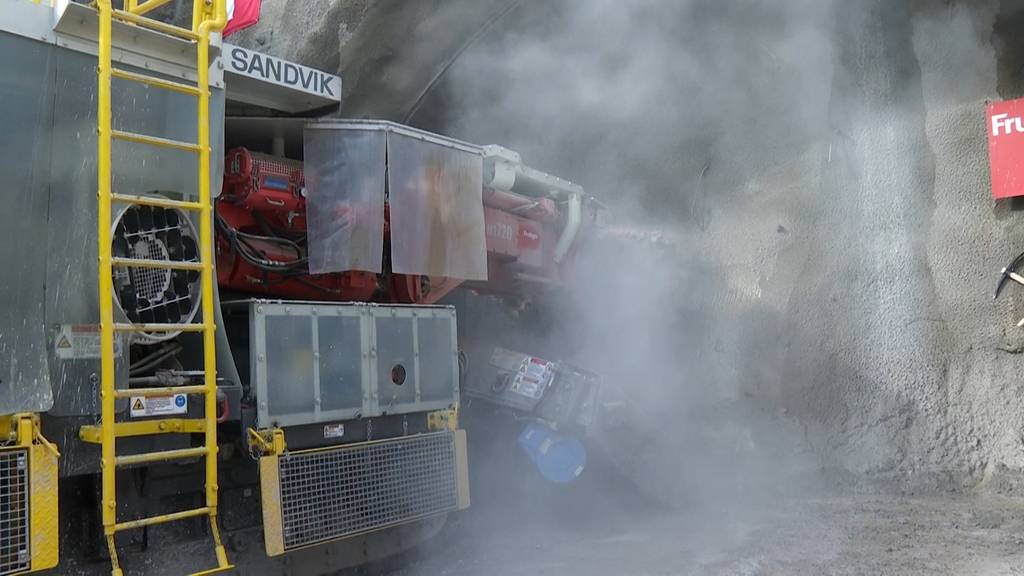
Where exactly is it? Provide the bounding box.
[278,432,457,550]
[0,450,29,575]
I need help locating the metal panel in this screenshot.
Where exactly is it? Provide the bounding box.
[0,32,55,413]
[268,432,459,554]
[370,308,459,416]
[373,314,418,414]
[38,44,226,416]
[417,316,459,406]
[0,0,224,88]
[27,442,58,572]
[0,449,30,575]
[252,302,371,428]
[264,315,315,421]
[250,301,458,428]
[317,315,366,415]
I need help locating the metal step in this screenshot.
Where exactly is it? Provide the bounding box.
[111,130,201,153]
[110,9,200,41]
[111,193,202,211]
[114,507,211,532]
[79,418,207,443]
[111,68,203,96]
[52,0,222,86]
[115,446,208,467]
[111,257,205,272]
[113,385,207,399]
[114,322,207,333]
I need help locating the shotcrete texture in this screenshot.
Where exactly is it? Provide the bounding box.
[237,0,1024,491]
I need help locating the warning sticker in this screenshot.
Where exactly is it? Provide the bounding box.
[509,357,555,400]
[54,324,122,359]
[130,394,188,418]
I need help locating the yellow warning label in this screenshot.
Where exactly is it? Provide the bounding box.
[56,335,72,349]
[132,398,145,411]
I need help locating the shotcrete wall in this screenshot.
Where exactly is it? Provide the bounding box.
[236,0,1024,490]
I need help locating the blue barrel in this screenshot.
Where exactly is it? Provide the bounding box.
[518,420,587,483]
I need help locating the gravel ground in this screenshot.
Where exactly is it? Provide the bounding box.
[372,489,1024,576]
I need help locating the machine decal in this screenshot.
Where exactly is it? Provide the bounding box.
[227,45,340,98]
[129,394,188,418]
[510,356,555,400]
[323,423,345,439]
[54,324,122,359]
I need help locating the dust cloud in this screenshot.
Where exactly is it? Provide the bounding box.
[416,0,837,508]
[387,1,849,572]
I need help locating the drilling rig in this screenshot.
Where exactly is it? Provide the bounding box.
[0,1,597,573]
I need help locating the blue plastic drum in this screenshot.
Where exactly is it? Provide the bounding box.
[518,420,587,483]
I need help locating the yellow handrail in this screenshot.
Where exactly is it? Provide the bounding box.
[95,0,115,540]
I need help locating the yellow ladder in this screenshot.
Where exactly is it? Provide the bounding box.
[88,0,231,574]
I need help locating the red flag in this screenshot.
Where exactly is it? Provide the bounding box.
[223,0,261,37]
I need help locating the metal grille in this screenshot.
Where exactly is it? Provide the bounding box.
[127,234,172,302]
[278,432,457,550]
[251,151,304,187]
[0,450,29,575]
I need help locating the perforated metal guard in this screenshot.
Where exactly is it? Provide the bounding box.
[112,202,202,343]
[0,450,29,575]
[277,432,458,550]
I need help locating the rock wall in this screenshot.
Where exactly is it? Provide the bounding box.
[684,0,1024,489]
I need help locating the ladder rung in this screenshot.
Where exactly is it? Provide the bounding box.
[114,507,211,532]
[116,446,208,467]
[79,418,207,443]
[114,323,207,333]
[111,257,205,272]
[111,67,203,96]
[190,566,236,576]
[112,130,201,153]
[128,0,176,17]
[110,9,200,41]
[114,385,208,399]
[111,193,202,211]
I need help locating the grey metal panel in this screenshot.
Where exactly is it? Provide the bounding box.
[41,45,226,415]
[417,316,459,406]
[0,32,55,413]
[265,315,315,420]
[374,314,418,413]
[250,300,458,428]
[252,302,369,428]
[0,0,225,89]
[317,315,366,414]
[368,306,458,417]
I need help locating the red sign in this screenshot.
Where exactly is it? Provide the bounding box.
[987,98,1024,199]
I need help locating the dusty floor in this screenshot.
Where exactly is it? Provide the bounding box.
[369,488,1024,576]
